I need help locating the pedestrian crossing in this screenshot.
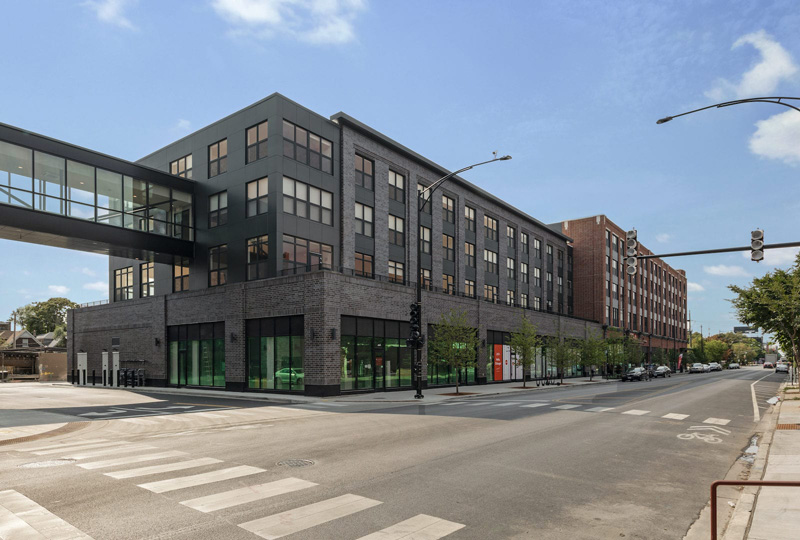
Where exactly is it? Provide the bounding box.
[6,437,467,540]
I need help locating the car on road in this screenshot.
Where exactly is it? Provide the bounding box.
[702,364,711,372]
[776,362,789,373]
[654,365,671,378]
[689,363,705,373]
[708,362,722,371]
[621,367,650,381]
[728,363,740,369]
[764,362,774,369]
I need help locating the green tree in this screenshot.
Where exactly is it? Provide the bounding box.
[704,340,728,363]
[730,257,800,379]
[52,325,67,348]
[550,332,576,384]
[16,298,78,336]
[508,314,541,388]
[623,337,642,367]
[428,309,480,395]
[578,331,605,381]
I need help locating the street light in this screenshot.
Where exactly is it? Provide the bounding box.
[657,96,800,124]
[412,154,512,399]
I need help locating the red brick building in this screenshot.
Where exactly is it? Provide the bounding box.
[559,215,688,358]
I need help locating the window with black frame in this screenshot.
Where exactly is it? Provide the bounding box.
[355,154,374,190]
[246,316,304,392]
[208,139,227,177]
[209,191,227,228]
[170,154,192,179]
[442,195,455,223]
[140,262,154,297]
[388,170,404,202]
[282,234,332,272]
[209,245,228,287]
[283,120,333,174]
[389,215,404,246]
[388,260,404,283]
[246,177,268,217]
[247,235,269,281]
[246,120,268,163]
[355,252,373,277]
[168,322,225,388]
[113,267,133,301]
[340,316,413,391]
[173,257,189,292]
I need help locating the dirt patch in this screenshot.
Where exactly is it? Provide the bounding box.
[438,392,479,396]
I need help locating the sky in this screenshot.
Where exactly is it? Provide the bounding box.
[1,0,800,340]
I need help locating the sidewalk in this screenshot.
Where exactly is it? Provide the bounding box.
[746,389,800,539]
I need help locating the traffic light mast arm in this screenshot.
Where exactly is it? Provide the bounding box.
[636,240,800,260]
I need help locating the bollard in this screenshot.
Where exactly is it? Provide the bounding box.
[103,370,106,387]
[72,369,76,385]
[82,370,87,386]
[132,370,136,388]
[92,370,96,386]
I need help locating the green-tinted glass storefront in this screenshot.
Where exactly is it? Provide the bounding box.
[426,324,477,386]
[168,322,225,387]
[246,315,304,393]
[340,316,413,391]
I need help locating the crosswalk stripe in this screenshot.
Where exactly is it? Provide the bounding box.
[662,413,689,420]
[180,477,318,513]
[79,451,188,470]
[585,407,614,412]
[239,494,382,539]
[490,402,522,407]
[622,410,650,416]
[137,465,265,493]
[520,403,549,408]
[33,441,130,456]
[356,514,466,540]
[13,438,108,453]
[62,444,156,460]
[437,402,466,406]
[0,489,93,539]
[703,417,731,426]
[552,404,580,410]
[106,457,223,479]
[462,402,486,407]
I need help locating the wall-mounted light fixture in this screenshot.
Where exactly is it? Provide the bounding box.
[330,328,337,340]
[230,332,237,342]
[310,329,316,340]
[154,338,160,347]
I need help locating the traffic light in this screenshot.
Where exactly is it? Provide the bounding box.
[407,302,424,349]
[625,229,638,276]
[751,229,764,262]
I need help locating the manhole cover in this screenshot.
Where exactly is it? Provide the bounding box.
[18,459,76,468]
[277,459,315,468]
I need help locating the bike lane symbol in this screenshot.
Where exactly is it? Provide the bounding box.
[677,425,731,444]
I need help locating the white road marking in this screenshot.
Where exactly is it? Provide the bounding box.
[0,489,93,539]
[751,373,772,422]
[15,438,109,453]
[462,402,487,407]
[622,410,650,416]
[180,477,317,513]
[662,413,690,420]
[356,513,465,540]
[106,457,223,479]
[119,418,159,425]
[520,403,549,408]
[238,494,382,539]
[688,425,731,435]
[490,402,522,407]
[585,407,614,412]
[552,404,580,410]
[437,402,466,406]
[703,418,731,426]
[33,441,130,456]
[314,402,347,407]
[79,451,188,470]
[137,465,265,493]
[62,444,156,460]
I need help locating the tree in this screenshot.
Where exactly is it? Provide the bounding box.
[52,325,67,348]
[550,332,576,384]
[428,309,480,395]
[15,298,78,336]
[623,337,642,367]
[730,257,800,380]
[704,340,728,363]
[578,331,605,381]
[508,314,541,388]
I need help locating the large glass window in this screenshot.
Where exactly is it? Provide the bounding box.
[208,139,227,178]
[113,267,133,301]
[35,151,66,214]
[465,242,475,267]
[96,169,122,227]
[246,177,268,217]
[419,226,431,254]
[247,234,269,281]
[341,316,412,391]
[209,191,227,228]
[484,215,498,240]
[283,120,332,174]
[66,160,95,220]
[355,154,374,190]
[168,322,225,388]
[465,206,476,232]
[209,244,228,287]
[388,260,404,283]
[170,154,192,179]
[282,234,332,272]
[0,141,33,208]
[442,195,455,223]
[443,234,454,261]
[388,170,404,202]
[417,184,431,214]
[173,256,190,292]
[355,252,373,277]
[140,262,154,297]
[246,316,303,392]
[246,120,268,163]
[283,176,333,225]
[484,249,498,274]
[355,202,373,237]
[389,215,404,246]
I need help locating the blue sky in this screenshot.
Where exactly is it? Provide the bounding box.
[2,0,800,340]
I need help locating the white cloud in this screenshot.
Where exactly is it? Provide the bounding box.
[48,285,70,295]
[686,282,705,292]
[655,233,671,243]
[703,264,750,277]
[741,246,800,266]
[175,119,191,132]
[80,267,97,277]
[748,110,800,165]
[706,30,797,100]
[83,281,108,292]
[82,0,138,30]
[211,0,367,44]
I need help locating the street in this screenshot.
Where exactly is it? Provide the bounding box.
[0,367,787,539]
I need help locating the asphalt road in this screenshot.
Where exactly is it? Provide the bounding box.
[0,367,786,539]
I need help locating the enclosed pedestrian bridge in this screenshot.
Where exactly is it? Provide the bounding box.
[0,122,194,264]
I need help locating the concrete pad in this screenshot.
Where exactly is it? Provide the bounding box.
[768,432,800,455]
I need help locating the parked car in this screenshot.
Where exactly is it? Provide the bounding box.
[764,362,774,369]
[702,364,711,372]
[728,363,740,369]
[654,365,672,378]
[776,362,789,373]
[275,368,304,386]
[689,363,705,373]
[621,367,650,381]
[645,365,658,378]
[708,362,722,371]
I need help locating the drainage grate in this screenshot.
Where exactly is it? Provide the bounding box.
[277,459,315,468]
[18,459,76,469]
[0,421,90,447]
[777,424,800,430]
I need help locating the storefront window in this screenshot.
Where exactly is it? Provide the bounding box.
[246,316,304,393]
[168,322,225,388]
[340,316,412,391]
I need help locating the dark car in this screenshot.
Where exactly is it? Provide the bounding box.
[654,366,672,378]
[621,367,650,382]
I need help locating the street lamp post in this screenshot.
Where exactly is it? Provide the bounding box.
[657,96,800,125]
[412,154,511,399]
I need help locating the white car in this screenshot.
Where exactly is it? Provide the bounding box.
[708,362,722,371]
[702,364,711,373]
[776,362,789,373]
[728,363,740,369]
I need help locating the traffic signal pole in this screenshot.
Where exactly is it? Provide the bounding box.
[634,240,800,260]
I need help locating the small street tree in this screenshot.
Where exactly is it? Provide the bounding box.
[428,308,480,395]
[578,331,605,381]
[508,314,541,388]
[550,331,576,384]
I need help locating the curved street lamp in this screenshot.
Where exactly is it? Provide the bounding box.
[657,96,800,124]
[412,154,512,399]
